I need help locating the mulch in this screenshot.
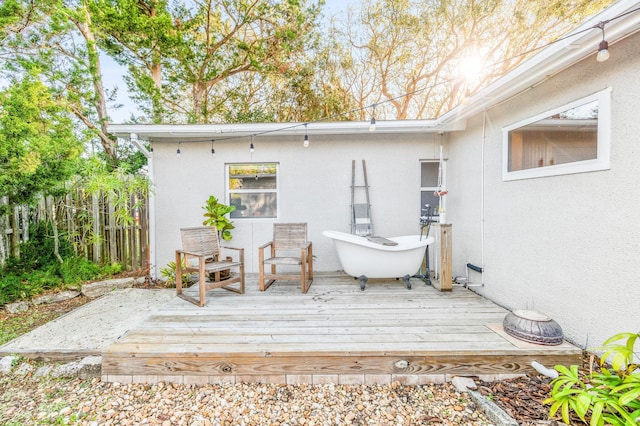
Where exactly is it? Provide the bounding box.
[479,374,561,425]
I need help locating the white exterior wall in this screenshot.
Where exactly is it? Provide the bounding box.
[447,33,640,349]
[151,132,441,277]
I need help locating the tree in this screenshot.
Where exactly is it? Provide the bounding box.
[0,78,82,205]
[92,0,327,123]
[0,0,119,163]
[327,0,615,120]
[0,77,84,265]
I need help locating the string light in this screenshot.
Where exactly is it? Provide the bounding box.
[303,123,309,147]
[176,140,181,157]
[369,104,376,131]
[595,21,610,62]
[211,140,215,157]
[250,135,255,154]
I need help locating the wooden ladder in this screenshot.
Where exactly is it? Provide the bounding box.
[351,160,373,236]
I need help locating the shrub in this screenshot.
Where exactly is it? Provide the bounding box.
[18,222,74,271]
[545,331,640,425]
[0,271,62,305]
[159,260,192,287]
[0,275,25,305]
[58,257,102,285]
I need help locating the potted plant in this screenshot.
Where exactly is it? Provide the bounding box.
[202,195,235,241]
[202,195,236,280]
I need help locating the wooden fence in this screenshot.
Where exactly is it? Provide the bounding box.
[0,190,149,272]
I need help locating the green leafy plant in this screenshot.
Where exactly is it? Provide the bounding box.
[545,331,640,425]
[159,260,192,287]
[202,195,235,241]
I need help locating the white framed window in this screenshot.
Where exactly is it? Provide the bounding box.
[503,88,611,181]
[226,163,278,219]
[420,160,445,216]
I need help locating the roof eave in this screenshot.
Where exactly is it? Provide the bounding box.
[108,119,464,142]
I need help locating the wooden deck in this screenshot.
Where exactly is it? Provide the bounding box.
[102,273,581,385]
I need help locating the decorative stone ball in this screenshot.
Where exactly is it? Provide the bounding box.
[503,310,564,345]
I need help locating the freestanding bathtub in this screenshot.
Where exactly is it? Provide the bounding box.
[322,230,434,290]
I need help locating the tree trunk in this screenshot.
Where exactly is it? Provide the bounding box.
[0,197,8,268]
[10,205,20,259]
[46,196,63,264]
[73,1,117,162]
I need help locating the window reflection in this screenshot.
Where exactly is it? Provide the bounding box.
[508,100,598,172]
[228,163,278,219]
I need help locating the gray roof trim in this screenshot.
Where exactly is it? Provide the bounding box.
[109,119,463,142]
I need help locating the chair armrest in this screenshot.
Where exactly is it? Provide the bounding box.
[220,246,243,253]
[258,241,274,250]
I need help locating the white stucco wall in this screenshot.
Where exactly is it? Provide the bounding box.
[447,33,640,349]
[151,132,443,278]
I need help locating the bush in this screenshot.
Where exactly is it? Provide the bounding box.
[0,221,128,306]
[58,257,101,285]
[159,260,192,287]
[12,222,74,272]
[22,270,63,292]
[545,332,640,425]
[0,275,25,305]
[0,270,63,305]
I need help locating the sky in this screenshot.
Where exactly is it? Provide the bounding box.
[104,0,351,123]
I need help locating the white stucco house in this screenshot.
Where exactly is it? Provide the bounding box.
[110,0,640,350]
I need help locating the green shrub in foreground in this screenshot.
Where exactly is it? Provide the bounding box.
[545,332,640,425]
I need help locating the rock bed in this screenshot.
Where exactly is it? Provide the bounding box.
[1,370,494,425]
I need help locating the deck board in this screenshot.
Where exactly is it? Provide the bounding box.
[102,273,581,384]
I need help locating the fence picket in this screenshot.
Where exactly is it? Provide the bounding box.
[0,190,149,272]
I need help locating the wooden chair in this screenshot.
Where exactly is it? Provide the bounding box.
[175,227,244,306]
[259,223,313,293]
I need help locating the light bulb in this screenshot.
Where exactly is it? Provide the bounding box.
[211,148,215,157]
[250,142,254,154]
[303,134,309,147]
[596,40,609,62]
[176,148,181,158]
[369,117,376,132]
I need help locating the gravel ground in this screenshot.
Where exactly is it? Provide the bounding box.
[0,368,494,425]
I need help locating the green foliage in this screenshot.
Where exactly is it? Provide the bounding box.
[0,77,83,205]
[202,195,235,241]
[6,222,75,272]
[1,0,119,162]
[0,275,25,305]
[159,260,191,287]
[73,156,149,228]
[90,0,324,123]
[545,332,640,425]
[0,271,62,305]
[58,257,99,285]
[0,220,124,304]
